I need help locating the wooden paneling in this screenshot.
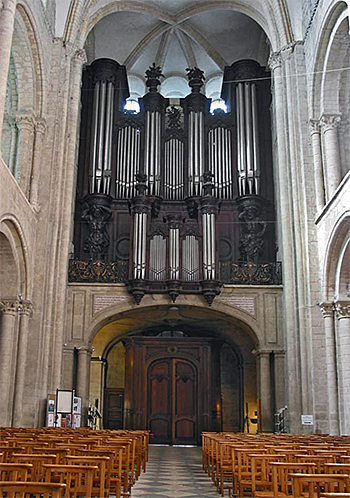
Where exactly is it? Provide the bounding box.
[104,388,124,429]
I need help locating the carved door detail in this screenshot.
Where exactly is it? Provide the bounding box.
[148,358,197,444]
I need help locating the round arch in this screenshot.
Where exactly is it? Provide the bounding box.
[87,298,263,350]
[322,210,350,302]
[310,1,349,118]
[0,217,29,298]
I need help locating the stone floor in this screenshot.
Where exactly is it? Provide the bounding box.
[131,445,219,498]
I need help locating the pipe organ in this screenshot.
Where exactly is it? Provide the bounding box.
[71,58,281,303]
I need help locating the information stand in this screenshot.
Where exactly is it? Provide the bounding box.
[54,389,82,428]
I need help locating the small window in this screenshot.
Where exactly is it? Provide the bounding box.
[210,98,228,115]
[124,99,140,114]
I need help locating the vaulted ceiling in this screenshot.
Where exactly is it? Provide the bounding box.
[84,5,270,101]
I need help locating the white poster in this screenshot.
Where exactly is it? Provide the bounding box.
[57,390,73,413]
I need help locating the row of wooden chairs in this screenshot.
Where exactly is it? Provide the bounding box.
[0,427,149,497]
[202,432,350,498]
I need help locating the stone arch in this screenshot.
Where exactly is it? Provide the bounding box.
[311,1,349,118]
[64,0,292,53]
[15,2,45,115]
[0,217,29,299]
[87,298,263,350]
[323,211,350,302]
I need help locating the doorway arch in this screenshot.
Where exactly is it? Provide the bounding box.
[86,302,278,435]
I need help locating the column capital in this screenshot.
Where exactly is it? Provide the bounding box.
[274,350,286,358]
[64,42,87,64]
[335,301,350,320]
[34,117,47,135]
[77,346,94,355]
[252,348,272,358]
[309,119,321,135]
[0,298,25,315]
[15,113,35,132]
[320,114,341,132]
[319,302,334,318]
[268,52,282,71]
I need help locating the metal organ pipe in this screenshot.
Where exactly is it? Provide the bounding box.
[252,83,260,194]
[90,82,100,193]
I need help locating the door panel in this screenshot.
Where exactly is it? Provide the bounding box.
[148,360,172,443]
[148,358,197,444]
[173,360,197,443]
[104,388,124,429]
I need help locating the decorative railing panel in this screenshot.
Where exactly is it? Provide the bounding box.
[220,261,282,285]
[68,259,129,283]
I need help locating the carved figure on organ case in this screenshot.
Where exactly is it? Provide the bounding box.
[82,201,112,259]
[238,197,267,262]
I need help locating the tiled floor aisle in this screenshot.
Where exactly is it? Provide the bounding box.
[131,445,219,498]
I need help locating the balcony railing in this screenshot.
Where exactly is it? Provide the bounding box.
[68,259,128,283]
[220,261,282,285]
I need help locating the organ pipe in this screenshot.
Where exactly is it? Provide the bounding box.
[169,228,180,280]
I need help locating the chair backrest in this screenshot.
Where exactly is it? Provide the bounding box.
[290,473,350,498]
[43,464,98,498]
[0,463,33,482]
[0,481,66,498]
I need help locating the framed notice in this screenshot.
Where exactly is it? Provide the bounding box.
[56,389,73,414]
[301,414,314,425]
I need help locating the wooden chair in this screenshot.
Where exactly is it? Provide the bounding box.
[290,473,350,498]
[65,455,110,498]
[0,463,33,482]
[43,464,97,498]
[0,481,66,498]
[12,453,57,481]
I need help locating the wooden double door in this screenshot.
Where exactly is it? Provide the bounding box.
[123,336,222,445]
[148,358,197,444]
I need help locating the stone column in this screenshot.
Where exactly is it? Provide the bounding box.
[320,303,340,434]
[61,345,75,390]
[0,0,17,145]
[12,300,33,427]
[0,298,20,426]
[268,50,301,432]
[76,346,93,426]
[309,120,325,212]
[29,118,47,210]
[320,114,342,200]
[257,350,273,432]
[274,350,286,412]
[15,113,35,196]
[335,301,350,434]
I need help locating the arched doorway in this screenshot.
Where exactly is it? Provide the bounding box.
[89,304,263,439]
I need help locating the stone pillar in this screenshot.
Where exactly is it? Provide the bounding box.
[257,350,273,432]
[335,301,350,435]
[90,357,106,429]
[61,345,75,390]
[320,303,340,434]
[12,301,33,427]
[320,114,342,200]
[274,350,286,412]
[309,120,325,212]
[0,299,20,426]
[15,113,35,196]
[268,50,301,432]
[29,118,47,210]
[76,346,93,426]
[0,0,17,145]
